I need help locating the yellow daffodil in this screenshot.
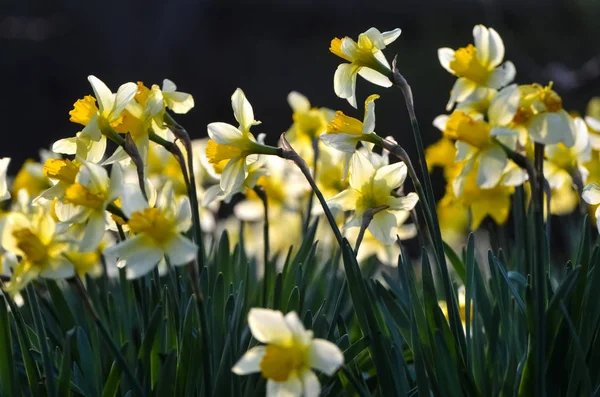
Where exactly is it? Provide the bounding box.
[206,88,272,201]
[1,207,74,293]
[320,94,379,153]
[103,184,197,279]
[328,151,418,245]
[53,161,123,251]
[286,91,334,165]
[0,158,10,201]
[232,308,344,397]
[438,25,516,110]
[495,83,575,147]
[330,27,401,108]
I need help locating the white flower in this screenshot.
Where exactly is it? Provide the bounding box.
[330,28,401,108]
[438,25,516,110]
[103,183,197,279]
[328,151,419,245]
[582,183,600,230]
[162,79,195,114]
[0,158,11,200]
[232,308,344,397]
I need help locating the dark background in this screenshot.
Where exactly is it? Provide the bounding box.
[2,0,600,174]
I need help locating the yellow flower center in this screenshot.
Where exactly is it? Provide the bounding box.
[70,95,98,126]
[43,159,80,184]
[259,344,307,382]
[449,45,489,84]
[513,83,563,124]
[293,109,328,139]
[444,111,491,149]
[134,81,151,107]
[128,208,176,244]
[205,139,244,174]
[329,38,353,62]
[65,251,100,276]
[64,183,106,209]
[13,228,48,263]
[327,112,363,136]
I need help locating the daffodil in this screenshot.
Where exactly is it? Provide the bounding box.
[1,207,74,293]
[330,27,401,108]
[285,91,334,165]
[438,25,516,110]
[39,158,81,200]
[0,158,10,201]
[205,88,274,201]
[161,79,195,114]
[320,94,379,153]
[328,151,418,245]
[546,116,591,176]
[103,184,197,279]
[53,161,123,251]
[232,308,344,397]
[12,151,54,199]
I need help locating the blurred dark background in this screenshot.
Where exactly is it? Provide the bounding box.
[2,0,600,173]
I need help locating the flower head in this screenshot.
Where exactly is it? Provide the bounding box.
[232,308,344,397]
[438,25,516,110]
[330,27,401,108]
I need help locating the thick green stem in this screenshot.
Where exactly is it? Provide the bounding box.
[26,284,56,397]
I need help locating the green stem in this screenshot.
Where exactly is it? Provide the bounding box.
[303,139,320,234]
[26,284,56,397]
[253,186,271,307]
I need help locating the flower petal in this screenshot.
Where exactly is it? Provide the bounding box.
[528,110,575,147]
[477,146,507,188]
[231,346,266,375]
[319,133,359,153]
[220,157,247,196]
[207,122,244,145]
[165,91,194,114]
[88,75,114,115]
[488,84,519,126]
[231,88,255,131]
[487,27,505,68]
[358,68,392,88]
[308,339,344,376]
[438,48,455,74]
[487,61,516,89]
[349,151,376,190]
[164,234,198,266]
[368,211,398,245]
[287,91,310,113]
[381,28,402,45]
[302,370,321,397]
[113,82,138,119]
[582,183,600,205]
[446,78,477,111]
[80,212,107,252]
[266,377,303,397]
[374,162,407,190]
[247,308,293,345]
[333,63,359,108]
[327,189,360,212]
[387,192,419,211]
[473,25,490,65]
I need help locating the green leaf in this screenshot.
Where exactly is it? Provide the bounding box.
[57,329,75,397]
[0,295,15,397]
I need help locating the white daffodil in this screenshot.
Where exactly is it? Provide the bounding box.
[78,76,138,141]
[438,25,516,110]
[0,158,10,201]
[232,308,344,397]
[205,88,271,200]
[320,94,379,153]
[103,183,197,279]
[582,183,600,230]
[330,27,401,108]
[546,117,591,179]
[584,115,600,150]
[161,79,195,114]
[53,161,123,251]
[1,207,74,293]
[328,151,419,245]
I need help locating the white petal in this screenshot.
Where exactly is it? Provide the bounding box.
[266,377,303,397]
[438,48,456,74]
[455,141,474,162]
[363,27,386,49]
[109,163,124,200]
[85,136,108,163]
[207,122,244,145]
[358,68,392,88]
[374,162,407,190]
[174,196,193,232]
[78,161,109,193]
[572,117,592,161]
[162,79,177,93]
[362,94,379,134]
[302,370,321,397]
[387,192,419,211]
[319,133,359,153]
[433,114,449,131]
[88,75,114,115]
[231,88,255,131]
[528,111,575,147]
[165,91,194,114]
[473,25,490,65]
[41,258,75,280]
[488,84,519,126]
[284,312,311,345]
[477,146,507,188]
[113,82,138,119]
[120,184,149,217]
[487,61,516,89]
[80,212,107,251]
[333,64,359,108]
[381,28,402,45]
[327,189,360,212]
[80,115,102,141]
[202,184,224,206]
[0,158,10,200]
[287,91,310,113]
[585,116,600,132]
[104,235,163,279]
[446,78,477,111]
[52,137,78,155]
[582,183,600,205]
[308,339,344,375]
[220,157,247,196]
[349,152,376,190]
[487,28,505,68]
[368,211,398,245]
[164,234,197,266]
[231,346,266,375]
[247,308,292,345]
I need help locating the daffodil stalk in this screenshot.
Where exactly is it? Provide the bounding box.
[69,276,146,396]
[253,185,271,307]
[25,284,56,397]
[302,138,320,235]
[277,133,343,247]
[390,58,467,358]
[354,205,388,254]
